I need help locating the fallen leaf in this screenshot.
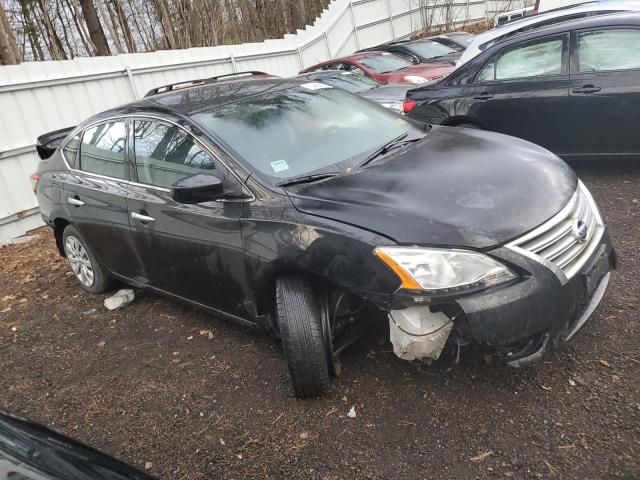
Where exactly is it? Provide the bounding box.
[347,406,356,418]
[503,472,514,478]
[20,275,35,284]
[543,459,558,475]
[479,424,488,435]
[598,359,611,368]
[97,341,106,348]
[469,451,493,462]
[171,358,181,363]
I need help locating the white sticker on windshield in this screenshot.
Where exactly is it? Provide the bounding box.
[271,159,290,172]
[301,82,332,90]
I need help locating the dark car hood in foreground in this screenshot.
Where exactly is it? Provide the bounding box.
[359,84,412,104]
[0,412,154,480]
[286,127,577,249]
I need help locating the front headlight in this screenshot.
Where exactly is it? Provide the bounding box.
[375,246,517,294]
[403,75,429,84]
[379,101,404,113]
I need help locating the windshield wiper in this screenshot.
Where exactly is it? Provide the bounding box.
[276,172,339,187]
[357,133,419,169]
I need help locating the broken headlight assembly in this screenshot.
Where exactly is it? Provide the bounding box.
[374,246,517,295]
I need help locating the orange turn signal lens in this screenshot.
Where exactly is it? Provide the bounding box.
[374,248,422,290]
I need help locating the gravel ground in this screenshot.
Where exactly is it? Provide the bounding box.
[0,159,638,480]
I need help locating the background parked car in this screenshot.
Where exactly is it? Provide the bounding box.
[461,1,640,65]
[427,31,475,51]
[297,70,411,112]
[357,38,462,65]
[299,51,453,84]
[404,12,640,160]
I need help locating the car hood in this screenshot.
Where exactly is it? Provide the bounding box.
[359,84,412,104]
[285,127,578,249]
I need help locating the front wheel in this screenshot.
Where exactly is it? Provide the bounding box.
[276,274,331,398]
[62,225,114,294]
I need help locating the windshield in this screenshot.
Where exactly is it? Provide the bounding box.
[359,53,413,73]
[407,40,457,59]
[317,73,379,93]
[192,85,419,184]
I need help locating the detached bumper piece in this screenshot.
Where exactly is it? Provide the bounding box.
[388,307,453,361]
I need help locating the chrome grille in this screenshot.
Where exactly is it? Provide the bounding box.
[507,181,604,283]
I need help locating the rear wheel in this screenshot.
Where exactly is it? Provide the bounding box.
[276,274,331,398]
[62,225,114,294]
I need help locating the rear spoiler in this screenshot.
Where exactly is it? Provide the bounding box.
[144,71,276,97]
[36,126,75,160]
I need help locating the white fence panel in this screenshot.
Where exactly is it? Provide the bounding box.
[0,0,511,242]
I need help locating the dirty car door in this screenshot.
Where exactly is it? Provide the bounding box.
[467,34,570,154]
[125,118,248,319]
[62,120,138,278]
[568,27,640,158]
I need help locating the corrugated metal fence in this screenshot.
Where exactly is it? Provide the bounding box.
[0,0,513,242]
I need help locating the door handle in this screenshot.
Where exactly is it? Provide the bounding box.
[67,197,84,207]
[572,85,601,94]
[131,211,156,223]
[473,92,494,100]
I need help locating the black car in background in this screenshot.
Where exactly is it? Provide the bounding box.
[358,38,462,65]
[404,13,640,159]
[297,70,411,112]
[428,31,475,51]
[33,76,614,398]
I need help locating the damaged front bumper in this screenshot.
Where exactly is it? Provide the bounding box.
[388,228,616,365]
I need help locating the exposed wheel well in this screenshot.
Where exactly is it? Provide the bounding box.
[53,218,70,257]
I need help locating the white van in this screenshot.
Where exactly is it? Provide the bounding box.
[495,0,597,26]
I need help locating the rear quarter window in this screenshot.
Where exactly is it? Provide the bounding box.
[62,134,80,168]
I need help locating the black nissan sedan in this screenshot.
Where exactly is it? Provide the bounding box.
[33,77,614,398]
[403,13,640,160]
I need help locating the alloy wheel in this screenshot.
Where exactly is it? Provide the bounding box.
[64,236,95,287]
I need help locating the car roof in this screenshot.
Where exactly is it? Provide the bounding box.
[87,78,307,121]
[321,51,392,63]
[474,1,640,44]
[298,70,355,79]
[492,10,640,47]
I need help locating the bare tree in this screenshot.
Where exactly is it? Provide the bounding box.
[0,2,20,64]
[78,0,111,55]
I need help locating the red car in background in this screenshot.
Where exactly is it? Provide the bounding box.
[299,51,453,85]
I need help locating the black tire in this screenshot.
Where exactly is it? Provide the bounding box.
[455,122,480,129]
[276,274,331,398]
[62,225,115,294]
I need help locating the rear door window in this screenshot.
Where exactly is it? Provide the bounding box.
[132,120,237,190]
[79,121,127,179]
[577,29,640,72]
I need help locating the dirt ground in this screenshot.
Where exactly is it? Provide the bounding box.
[0,159,638,480]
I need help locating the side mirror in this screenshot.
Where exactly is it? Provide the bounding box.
[171,173,224,204]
